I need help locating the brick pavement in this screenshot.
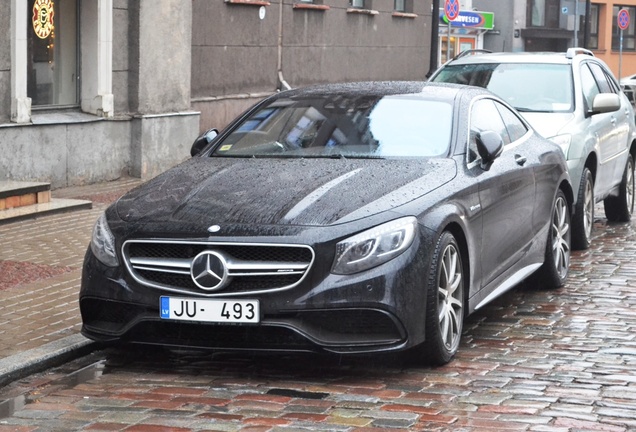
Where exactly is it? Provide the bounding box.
[0,178,142,359]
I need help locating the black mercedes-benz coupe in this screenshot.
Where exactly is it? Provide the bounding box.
[80,82,573,365]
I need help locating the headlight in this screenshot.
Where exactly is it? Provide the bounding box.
[332,217,418,275]
[90,213,119,267]
[548,134,571,157]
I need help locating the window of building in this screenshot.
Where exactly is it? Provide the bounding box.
[531,0,545,26]
[582,4,600,50]
[11,0,113,123]
[27,0,79,107]
[612,6,636,51]
[394,0,414,13]
[351,0,365,8]
[293,0,329,10]
[529,0,560,27]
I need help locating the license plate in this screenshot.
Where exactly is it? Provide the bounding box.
[160,297,260,324]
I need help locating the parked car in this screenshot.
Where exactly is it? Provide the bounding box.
[430,48,636,249]
[620,74,636,107]
[621,73,636,94]
[80,82,572,365]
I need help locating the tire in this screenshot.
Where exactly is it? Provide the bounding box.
[418,231,465,366]
[533,189,571,288]
[604,154,634,222]
[571,168,594,250]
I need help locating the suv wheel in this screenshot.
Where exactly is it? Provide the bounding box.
[604,154,635,222]
[572,168,594,250]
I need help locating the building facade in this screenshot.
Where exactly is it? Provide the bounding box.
[0,0,432,188]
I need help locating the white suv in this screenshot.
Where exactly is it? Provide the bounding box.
[430,48,636,249]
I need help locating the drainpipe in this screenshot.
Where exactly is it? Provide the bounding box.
[583,0,591,48]
[426,0,440,78]
[277,0,291,91]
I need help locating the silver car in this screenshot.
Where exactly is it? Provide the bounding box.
[430,48,636,249]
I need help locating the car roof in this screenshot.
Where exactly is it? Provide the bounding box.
[273,81,493,103]
[445,51,576,66]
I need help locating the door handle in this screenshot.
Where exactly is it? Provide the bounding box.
[515,154,527,166]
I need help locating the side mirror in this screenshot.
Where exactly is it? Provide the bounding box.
[590,93,621,115]
[476,130,504,167]
[190,128,219,157]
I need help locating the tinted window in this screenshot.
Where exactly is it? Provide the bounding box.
[212,95,454,158]
[588,62,613,93]
[587,62,619,94]
[433,63,573,113]
[495,102,528,142]
[580,64,600,110]
[468,99,509,162]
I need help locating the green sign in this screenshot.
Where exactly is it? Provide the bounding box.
[440,10,494,30]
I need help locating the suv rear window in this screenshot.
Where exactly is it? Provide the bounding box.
[432,63,574,113]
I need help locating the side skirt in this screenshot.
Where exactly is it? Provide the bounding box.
[473,263,542,311]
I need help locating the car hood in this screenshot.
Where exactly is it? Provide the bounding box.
[521,112,575,139]
[116,157,457,227]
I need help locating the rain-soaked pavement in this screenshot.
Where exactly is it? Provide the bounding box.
[1,211,636,432]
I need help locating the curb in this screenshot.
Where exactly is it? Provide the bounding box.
[0,334,97,388]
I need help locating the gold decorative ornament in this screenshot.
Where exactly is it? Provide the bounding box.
[32,0,55,40]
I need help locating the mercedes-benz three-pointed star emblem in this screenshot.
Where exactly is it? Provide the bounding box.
[190,250,229,291]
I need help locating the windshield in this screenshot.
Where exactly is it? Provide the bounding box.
[211,94,453,158]
[433,63,573,113]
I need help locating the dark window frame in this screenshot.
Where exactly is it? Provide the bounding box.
[581,3,600,50]
[527,0,561,28]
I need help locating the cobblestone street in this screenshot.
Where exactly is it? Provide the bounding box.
[1,185,636,430]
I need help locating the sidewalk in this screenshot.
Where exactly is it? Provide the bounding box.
[0,177,143,388]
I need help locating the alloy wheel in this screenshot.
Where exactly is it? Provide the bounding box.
[583,178,594,241]
[627,158,634,215]
[551,195,571,279]
[437,243,463,350]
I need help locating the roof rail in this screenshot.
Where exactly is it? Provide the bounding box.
[453,49,492,61]
[566,47,594,59]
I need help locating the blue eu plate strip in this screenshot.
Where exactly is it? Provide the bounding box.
[160,297,170,319]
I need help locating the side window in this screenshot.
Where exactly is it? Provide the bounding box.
[494,102,528,142]
[588,62,613,93]
[468,99,510,163]
[580,64,600,111]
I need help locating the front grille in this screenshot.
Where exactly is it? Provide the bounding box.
[122,240,315,297]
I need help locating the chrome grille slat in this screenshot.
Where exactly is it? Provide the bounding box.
[228,271,306,277]
[122,240,315,297]
[133,265,191,275]
[130,257,192,269]
[226,261,309,272]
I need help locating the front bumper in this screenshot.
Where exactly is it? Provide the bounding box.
[79,233,430,354]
